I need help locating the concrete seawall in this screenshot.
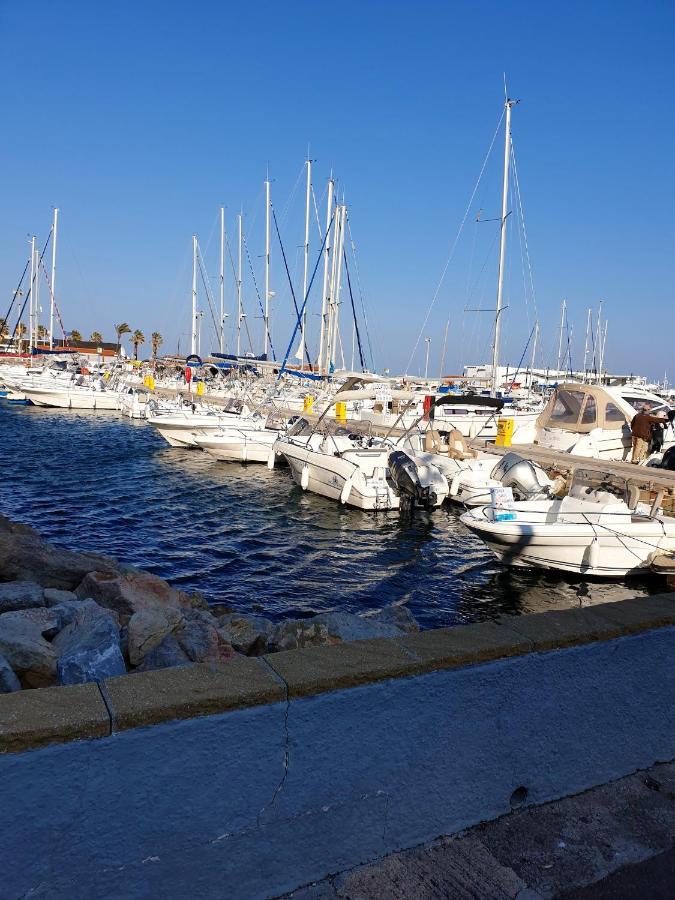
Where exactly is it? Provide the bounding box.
[1,596,674,899]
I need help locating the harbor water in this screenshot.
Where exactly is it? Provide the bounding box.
[0,403,661,629]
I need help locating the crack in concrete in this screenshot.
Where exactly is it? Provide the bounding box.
[256,656,291,825]
[96,679,117,735]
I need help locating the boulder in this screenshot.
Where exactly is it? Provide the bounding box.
[51,600,120,650]
[56,616,126,686]
[311,611,408,643]
[127,608,184,667]
[362,605,420,634]
[0,617,57,686]
[175,616,236,664]
[0,607,64,640]
[136,633,191,671]
[0,654,21,693]
[268,617,338,653]
[75,570,189,622]
[0,582,44,614]
[0,516,119,589]
[217,613,274,656]
[44,588,79,606]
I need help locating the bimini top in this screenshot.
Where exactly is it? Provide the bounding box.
[536,383,631,434]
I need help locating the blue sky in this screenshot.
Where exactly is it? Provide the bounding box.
[1,1,673,379]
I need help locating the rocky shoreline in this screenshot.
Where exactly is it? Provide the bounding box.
[0,515,419,692]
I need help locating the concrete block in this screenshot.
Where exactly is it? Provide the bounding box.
[500,607,623,652]
[591,593,675,634]
[398,620,532,673]
[103,657,285,731]
[0,683,109,752]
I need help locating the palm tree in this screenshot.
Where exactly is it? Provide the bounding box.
[114,322,131,354]
[70,329,83,342]
[0,318,8,339]
[37,324,47,342]
[90,331,103,344]
[151,331,163,359]
[131,329,145,361]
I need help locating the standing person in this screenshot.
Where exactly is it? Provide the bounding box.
[630,405,667,463]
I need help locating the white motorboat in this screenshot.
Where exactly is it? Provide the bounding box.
[147,398,248,447]
[273,390,449,511]
[193,411,290,463]
[19,377,121,410]
[531,382,675,461]
[460,469,675,577]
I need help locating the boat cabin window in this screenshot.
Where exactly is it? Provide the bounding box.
[580,396,597,426]
[624,397,662,413]
[604,402,626,425]
[549,389,585,426]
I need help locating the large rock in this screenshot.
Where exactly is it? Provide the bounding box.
[127,608,184,667]
[44,588,79,606]
[75,570,190,623]
[56,616,126,686]
[0,654,21,692]
[51,600,120,649]
[268,617,338,653]
[175,613,235,663]
[0,582,44,614]
[0,617,57,686]
[0,607,64,640]
[362,605,420,634]
[311,611,409,642]
[136,633,191,671]
[0,515,119,589]
[217,613,274,655]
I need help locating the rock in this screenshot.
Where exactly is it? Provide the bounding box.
[209,602,236,618]
[127,608,184,667]
[44,588,79,606]
[312,611,408,642]
[56,616,126,686]
[0,607,64,640]
[363,605,420,634]
[0,617,57,686]
[136,633,191,671]
[268,618,338,653]
[0,654,21,692]
[51,600,120,650]
[175,616,235,663]
[0,581,44,614]
[75,570,189,623]
[217,613,274,655]
[0,516,119,589]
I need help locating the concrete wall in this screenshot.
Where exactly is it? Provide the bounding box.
[2,613,674,900]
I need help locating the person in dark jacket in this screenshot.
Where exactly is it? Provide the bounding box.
[631,405,668,463]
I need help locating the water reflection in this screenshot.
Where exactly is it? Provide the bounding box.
[0,403,661,628]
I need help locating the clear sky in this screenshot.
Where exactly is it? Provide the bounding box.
[1,0,673,380]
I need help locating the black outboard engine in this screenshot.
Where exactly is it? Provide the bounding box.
[388,450,438,513]
[661,446,675,471]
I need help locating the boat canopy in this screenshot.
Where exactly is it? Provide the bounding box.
[432,394,504,411]
[536,384,630,433]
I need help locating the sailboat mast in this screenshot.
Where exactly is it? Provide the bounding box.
[556,299,566,374]
[529,320,539,387]
[49,208,58,349]
[491,98,516,396]
[219,206,225,354]
[191,235,198,356]
[237,212,243,357]
[595,300,603,381]
[329,205,347,370]
[264,177,271,357]
[318,177,334,375]
[600,320,608,382]
[582,307,591,382]
[300,158,311,367]
[29,236,36,355]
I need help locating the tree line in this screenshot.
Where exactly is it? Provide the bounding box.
[0,319,163,360]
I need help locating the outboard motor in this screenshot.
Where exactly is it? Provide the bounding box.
[660,446,675,471]
[388,451,448,513]
[491,452,553,501]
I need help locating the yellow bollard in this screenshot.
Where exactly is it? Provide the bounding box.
[147,375,155,391]
[303,395,314,413]
[196,381,205,397]
[495,417,514,447]
[335,401,347,422]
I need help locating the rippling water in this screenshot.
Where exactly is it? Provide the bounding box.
[0,403,661,628]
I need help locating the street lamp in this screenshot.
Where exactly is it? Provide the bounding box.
[424,337,431,380]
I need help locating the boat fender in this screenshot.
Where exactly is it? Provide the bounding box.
[301,465,310,490]
[242,442,247,463]
[267,450,276,470]
[340,476,353,505]
[449,474,461,497]
[588,537,600,570]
